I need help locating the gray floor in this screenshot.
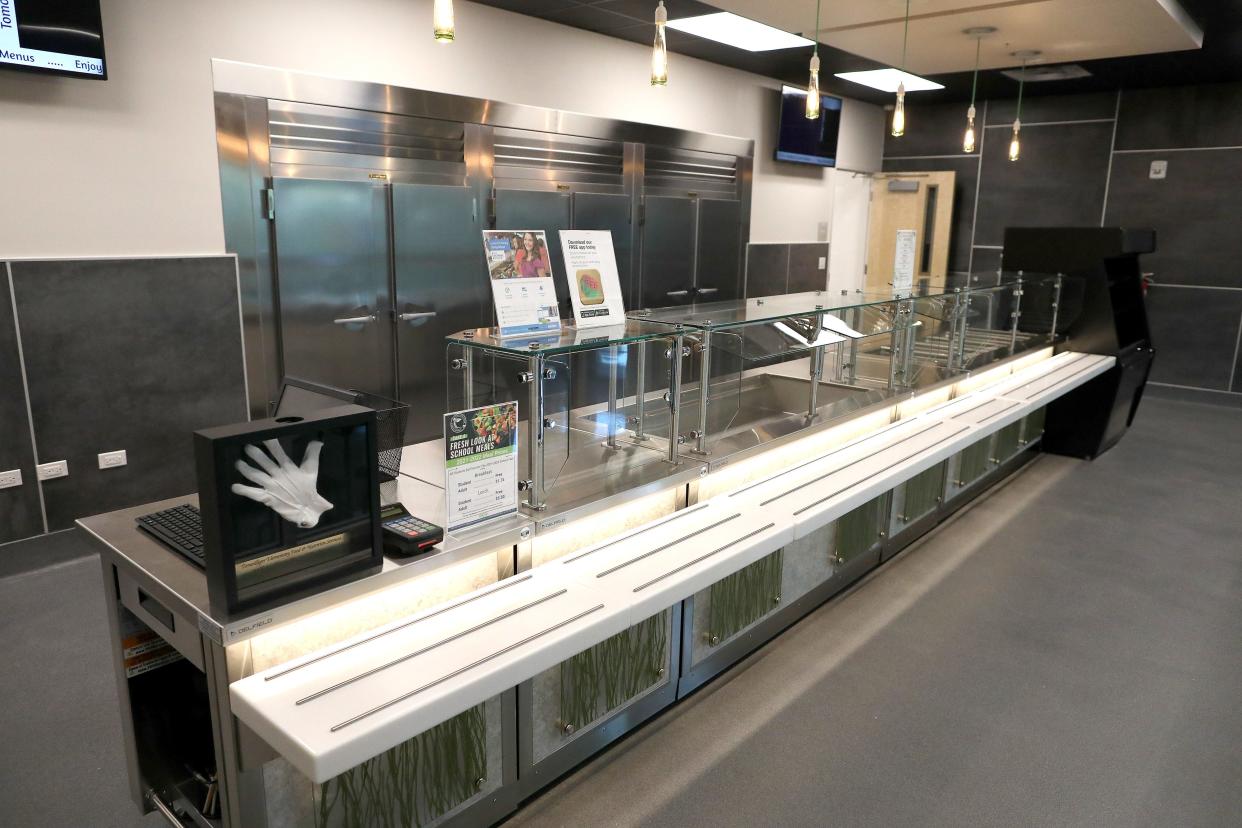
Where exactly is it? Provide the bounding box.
[0,397,1238,827]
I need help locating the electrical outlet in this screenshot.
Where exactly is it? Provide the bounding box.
[818,256,827,270]
[0,469,22,489]
[98,450,128,470]
[1149,160,1168,180]
[36,460,68,480]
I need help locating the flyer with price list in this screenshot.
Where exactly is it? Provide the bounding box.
[444,402,519,532]
[558,230,626,329]
[482,230,561,337]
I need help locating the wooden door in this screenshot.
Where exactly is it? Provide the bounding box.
[865,171,955,295]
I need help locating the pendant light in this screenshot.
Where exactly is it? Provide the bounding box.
[891,0,911,137]
[433,0,454,43]
[805,0,822,119]
[961,27,996,153]
[651,2,669,86]
[1009,50,1039,162]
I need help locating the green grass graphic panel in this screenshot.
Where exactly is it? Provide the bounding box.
[993,420,1024,462]
[558,610,670,734]
[706,549,784,646]
[314,704,487,828]
[1022,406,1046,444]
[836,492,891,561]
[955,437,993,488]
[897,462,945,527]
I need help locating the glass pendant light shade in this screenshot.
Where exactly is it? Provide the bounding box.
[961,30,992,153]
[805,54,821,119]
[1008,50,1036,163]
[891,82,906,137]
[433,0,455,43]
[805,0,822,119]
[651,1,669,86]
[891,0,910,138]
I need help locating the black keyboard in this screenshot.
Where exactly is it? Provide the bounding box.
[136,504,205,568]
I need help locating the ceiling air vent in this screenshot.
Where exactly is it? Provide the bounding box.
[1001,64,1092,82]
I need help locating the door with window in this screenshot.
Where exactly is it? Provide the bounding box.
[865,171,955,295]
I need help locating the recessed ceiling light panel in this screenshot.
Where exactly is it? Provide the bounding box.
[834,69,945,93]
[665,12,814,52]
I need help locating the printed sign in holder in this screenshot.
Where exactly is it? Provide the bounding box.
[559,230,627,329]
[482,230,562,338]
[444,402,519,533]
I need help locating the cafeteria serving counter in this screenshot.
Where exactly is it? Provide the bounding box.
[81,281,1128,827]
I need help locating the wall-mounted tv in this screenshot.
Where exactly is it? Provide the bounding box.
[775,85,842,167]
[0,0,106,79]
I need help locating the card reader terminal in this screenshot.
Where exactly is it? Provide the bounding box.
[380,503,443,557]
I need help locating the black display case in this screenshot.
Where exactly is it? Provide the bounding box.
[194,405,382,614]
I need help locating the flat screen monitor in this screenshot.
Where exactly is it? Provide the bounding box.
[195,405,382,615]
[775,85,842,167]
[0,0,107,79]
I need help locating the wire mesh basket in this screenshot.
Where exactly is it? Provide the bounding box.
[352,392,409,482]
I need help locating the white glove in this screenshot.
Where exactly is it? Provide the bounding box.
[230,439,333,529]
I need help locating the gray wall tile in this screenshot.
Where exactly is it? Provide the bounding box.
[970,247,1003,276]
[974,121,1114,247]
[787,243,830,293]
[0,270,43,544]
[1143,287,1242,391]
[745,244,789,297]
[882,156,979,275]
[11,257,248,530]
[1104,149,1242,289]
[884,101,982,159]
[985,91,1118,126]
[1115,82,1242,150]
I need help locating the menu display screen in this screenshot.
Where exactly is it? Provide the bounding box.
[0,0,106,79]
[775,85,842,167]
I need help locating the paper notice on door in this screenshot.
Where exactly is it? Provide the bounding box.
[444,402,519,532]
[559,230,626,329]
[893,229,917,297]
[483,230,561,337]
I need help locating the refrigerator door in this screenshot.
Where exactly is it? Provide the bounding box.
[393,183,491,442]
[272,177,394,399]
[694,198,743,303]
[640,196,697,309]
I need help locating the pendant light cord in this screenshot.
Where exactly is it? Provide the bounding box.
[900,0,910,70]
[969,37,980,108]
[813,0,821,56]
[1016,60,1026,120]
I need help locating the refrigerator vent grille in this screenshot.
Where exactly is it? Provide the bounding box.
[267,100,467,176]
[644,145,739,197]
[492,127,625,187]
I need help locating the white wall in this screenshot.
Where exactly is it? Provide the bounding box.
[0,0,883,260]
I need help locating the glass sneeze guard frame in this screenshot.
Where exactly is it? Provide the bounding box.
[627,271,1068,460]
[448,272,1069,514]
[447,322,682,511]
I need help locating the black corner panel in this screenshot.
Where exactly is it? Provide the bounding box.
[1002,227,1155,458]
[10,257,248,530]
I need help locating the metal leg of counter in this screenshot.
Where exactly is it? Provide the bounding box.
[97,548,240,827]
[98,553,148,814]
